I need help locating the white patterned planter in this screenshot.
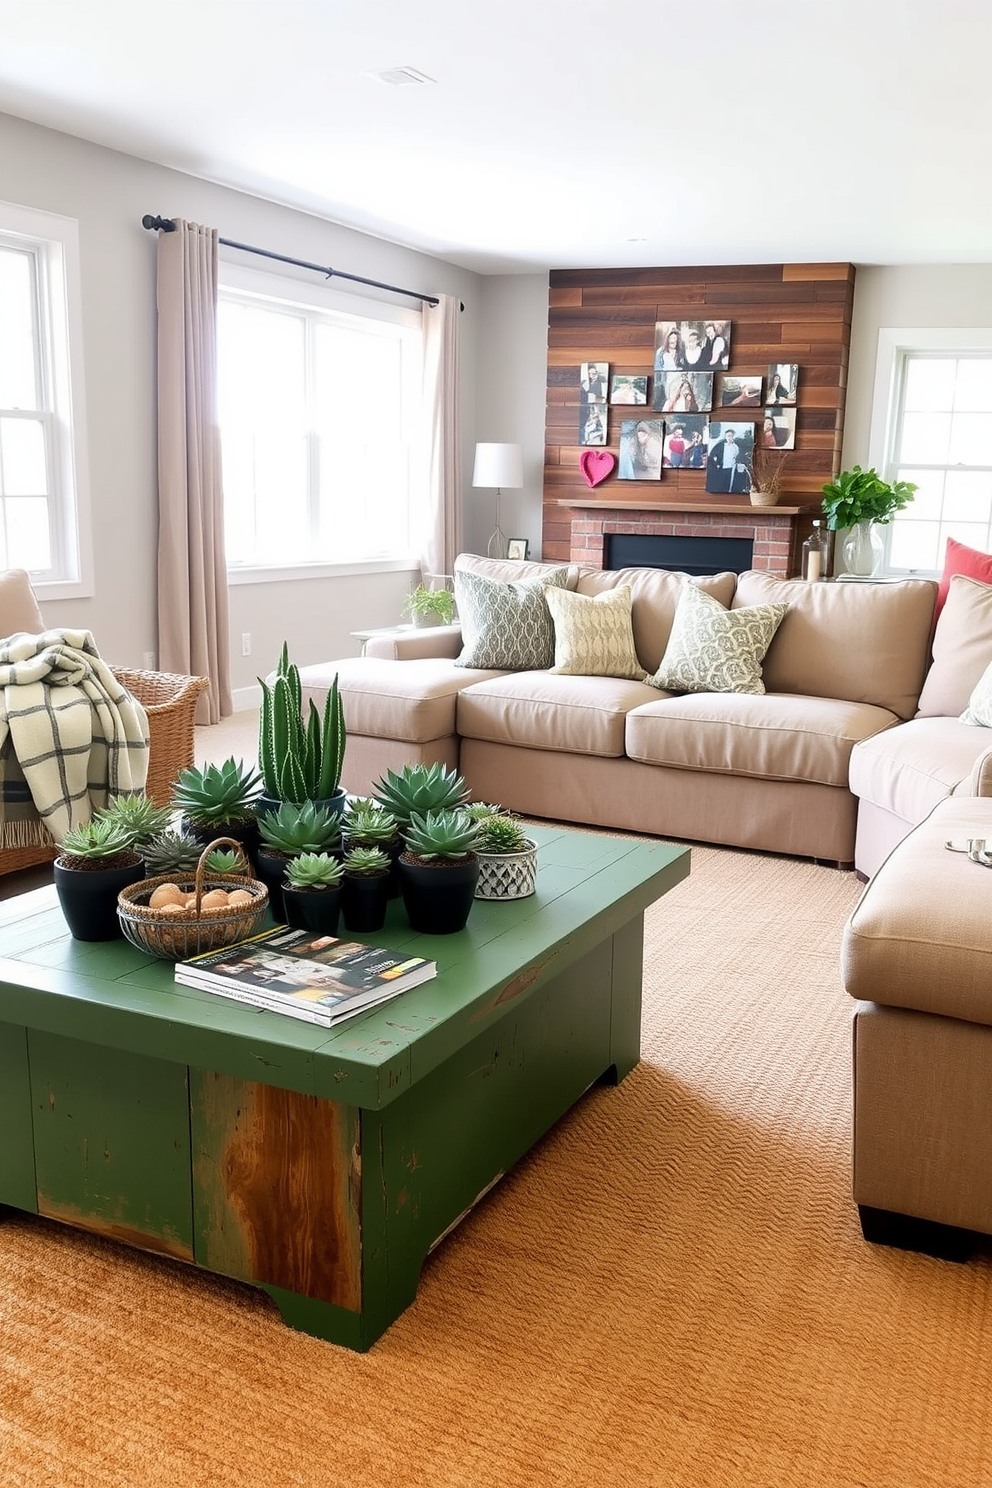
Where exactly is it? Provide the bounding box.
[474,840,539,900]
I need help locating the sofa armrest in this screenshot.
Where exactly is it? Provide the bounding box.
[968,743,992,796]
[364,625,462,661]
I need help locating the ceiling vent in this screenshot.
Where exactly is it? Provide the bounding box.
[365,66,436,87]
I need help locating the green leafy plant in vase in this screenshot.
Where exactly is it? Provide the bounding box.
[258,643,346,815]
[821,466,917,577]
[403,584,456,628]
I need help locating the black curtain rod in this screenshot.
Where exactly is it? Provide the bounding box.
[141,215,455,309]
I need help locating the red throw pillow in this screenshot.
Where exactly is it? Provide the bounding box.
[936,538,992,618]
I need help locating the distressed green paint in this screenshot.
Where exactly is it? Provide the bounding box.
[0,1022,36,1212]
[29,1030,194,1260]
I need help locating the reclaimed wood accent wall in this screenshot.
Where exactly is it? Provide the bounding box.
[543,262,855,563]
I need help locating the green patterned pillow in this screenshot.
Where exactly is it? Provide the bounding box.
[961,657,992,726]
[454,567,569,670]
[649,582,787,695]
[544,585,646,679]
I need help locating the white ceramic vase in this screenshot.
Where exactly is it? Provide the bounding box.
[842,519,884,577]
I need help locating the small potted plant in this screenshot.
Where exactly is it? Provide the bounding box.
[141,826,204,879]
[341,845,391,932]
[398,808,481,934]
[402,584,456,628]
[54,818,145,941]
[256,800,342,918]
[96,793,175,851]
[821,466,918,576]
[170,756,263,861]
[372,762,469,828]
[258,643,346,816]
[471,810,539,900]
[281,851,344,935]
[342,797,402,897]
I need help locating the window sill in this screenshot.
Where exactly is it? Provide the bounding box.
[227,558,419,586]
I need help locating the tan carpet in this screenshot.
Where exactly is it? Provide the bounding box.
[2,843,992,1487]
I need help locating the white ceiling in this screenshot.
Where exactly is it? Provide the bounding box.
[0,0,989,275]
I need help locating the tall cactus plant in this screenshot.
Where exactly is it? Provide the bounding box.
[259,644,346,805]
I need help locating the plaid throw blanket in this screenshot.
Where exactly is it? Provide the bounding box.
[0,629,150,848]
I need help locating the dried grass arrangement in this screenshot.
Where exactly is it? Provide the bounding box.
[748,439,789,506]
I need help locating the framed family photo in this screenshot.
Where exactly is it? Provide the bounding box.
[580,361,609,403]
[610,374,649,405]
[767,364,799,405]
[719,375,763,408]
[507,538,530,561]
[653,370,713,414]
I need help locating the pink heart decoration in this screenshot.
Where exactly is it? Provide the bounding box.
[580,450,616,488]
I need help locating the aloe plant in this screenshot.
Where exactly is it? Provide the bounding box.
[284,851,343,889]
[171,757,262,828]
[373,763,468,825]
[403,809,480,862]
[342,845,390,877]
[257,799,341,855]
[58,818,141,870]
[96,793,174,845]
[258,644,346,805]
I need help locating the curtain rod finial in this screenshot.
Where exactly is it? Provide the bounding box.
[141,215,177,233]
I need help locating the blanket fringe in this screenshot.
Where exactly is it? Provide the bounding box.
[0,821,55,850]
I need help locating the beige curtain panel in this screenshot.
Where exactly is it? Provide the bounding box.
[155,219,231,724]
[421,293,462,581]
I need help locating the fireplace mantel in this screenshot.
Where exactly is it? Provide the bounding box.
[558,499,823,579]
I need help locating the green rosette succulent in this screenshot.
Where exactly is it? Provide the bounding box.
[373,763,469,825]
[403,809,480,862]
[171,757,262,828]
[284,851,344,889]
[96,793,174,845]
[142,828,204,876]
[257,799,341,854]
[342,845,390,876]
[58,818,141,870]
[474,813,531,855]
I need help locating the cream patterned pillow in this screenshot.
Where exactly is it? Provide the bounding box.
[961,658,992,726]
[649,582,787,695]
[454,567,569,670]
[544,585,646,679]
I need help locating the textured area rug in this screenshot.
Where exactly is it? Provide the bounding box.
[2,843,992,1488]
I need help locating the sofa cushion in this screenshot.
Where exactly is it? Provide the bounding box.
[734,570,935,719]
[0,569,44,639]
[961,656,992,727]
[544,585,646,680]
[299,657,504,745]
[916,575,992,719]
[454,552,581,589]
[626,692,897,786]
[574,568,737,673]
[456,672,661,757]
[936,537,992,619]
[453,567,568,670]
[849,716,992,827]
[649,583,787,695]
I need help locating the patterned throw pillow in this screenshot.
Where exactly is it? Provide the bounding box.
[454,567,569,670]
[544,585,646,679]
[961,658,992,726]
[649,582,787,695]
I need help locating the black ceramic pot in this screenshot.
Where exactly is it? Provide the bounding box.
[54,857,146,941]
[281,883,341,936]
[341,872,390,933]
[254,847,291,920]
[398,854,480,935]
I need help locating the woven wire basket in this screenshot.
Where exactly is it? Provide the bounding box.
[117,836,269,961]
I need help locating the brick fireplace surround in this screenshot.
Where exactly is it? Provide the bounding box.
[560,500,822,580]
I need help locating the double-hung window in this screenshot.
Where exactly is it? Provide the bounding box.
[874,331,992,575]
[217,265,423,579]
[0,201,89,594]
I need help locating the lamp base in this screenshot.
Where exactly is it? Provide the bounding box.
[487,526,508,559]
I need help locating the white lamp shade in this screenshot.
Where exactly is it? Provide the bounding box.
[472,442,523,489]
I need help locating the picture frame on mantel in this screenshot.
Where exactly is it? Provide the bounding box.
[507,538,529,561]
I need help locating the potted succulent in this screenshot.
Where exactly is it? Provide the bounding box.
[398,808,481,934]
[342,797,402,897]
[470,809,539,900]
[54,817,145,941]
[821,466,918,576]
[141,826,204,879]
[170,756,263,862]
[340,845,391,932]
[258,644,346,817]
[372,762,469,828]
[403,584,456,628]
[96,793,174,851]
[256,800,342,919]
[281,851,344,935]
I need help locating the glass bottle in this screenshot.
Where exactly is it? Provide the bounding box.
[802,520,827,582]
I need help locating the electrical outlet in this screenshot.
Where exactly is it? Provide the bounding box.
[143,651,155,669]
[241,633,251,656]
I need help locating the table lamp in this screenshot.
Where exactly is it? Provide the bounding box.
[472,442,523,560]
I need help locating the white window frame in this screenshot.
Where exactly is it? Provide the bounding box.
[218,260,423,586]
[870,327,992,576]
[0,200,92,599]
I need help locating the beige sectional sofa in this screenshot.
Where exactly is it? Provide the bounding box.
[299,555,992,874]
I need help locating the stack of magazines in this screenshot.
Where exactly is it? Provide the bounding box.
[175,925,436,1026]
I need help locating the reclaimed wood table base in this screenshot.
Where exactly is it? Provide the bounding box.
[0,826,689,1351]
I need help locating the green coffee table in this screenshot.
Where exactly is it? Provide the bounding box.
[0,825,688,1351]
